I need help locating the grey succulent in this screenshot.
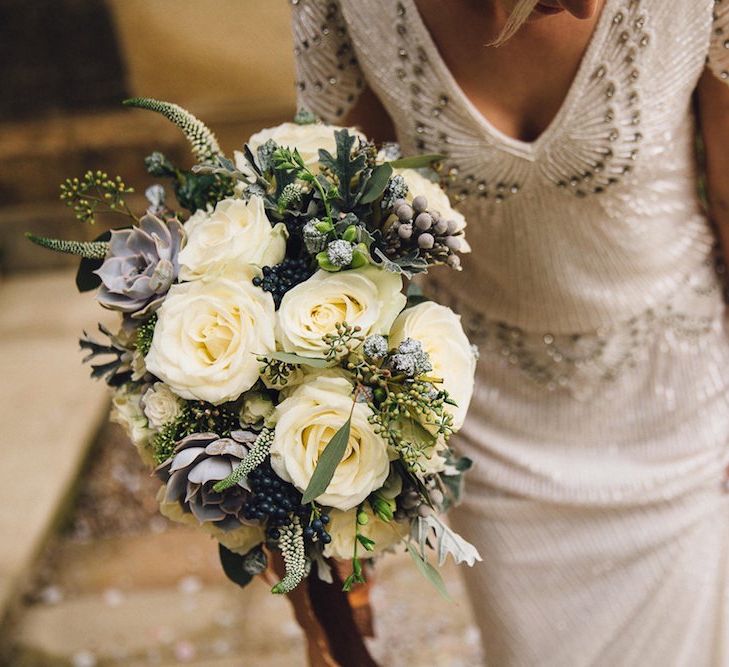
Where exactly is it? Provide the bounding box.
[156,431,258,530]
[95,214,184,317]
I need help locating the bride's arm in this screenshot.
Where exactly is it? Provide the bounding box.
[697,69,729,266]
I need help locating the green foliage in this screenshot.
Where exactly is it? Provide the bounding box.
[271,518,308,594]
[25,233,109,259]
[264,351,330,368]
[293,108,318,125]
[152,401,241,463]
[60,171,135,224]
[406,543,450,600]
[79,324,133,387]
[134,314,157,356]
[219,544,268,589]
[75,230,112,292]
[124,97,221,163]
[321,322,365,361]
[302,415,352,505]
[373,247,429,279]
[359,163,393,205]
[213,428,274,492]
[319,129,367,208]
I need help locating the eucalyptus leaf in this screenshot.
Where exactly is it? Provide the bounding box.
[388,154,446,169]
[302,417,352,504]
[407,544,450,600]
[359,163,393,204]
[266,351,330,368]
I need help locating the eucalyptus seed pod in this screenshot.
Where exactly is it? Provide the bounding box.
[446,219,461,235]
[398,223,413,239]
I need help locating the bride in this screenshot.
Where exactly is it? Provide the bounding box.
[291,0,729,664]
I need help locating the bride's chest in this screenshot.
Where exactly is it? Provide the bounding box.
[340,0,713,202]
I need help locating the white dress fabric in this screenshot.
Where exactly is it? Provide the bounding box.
[291,0,729,664]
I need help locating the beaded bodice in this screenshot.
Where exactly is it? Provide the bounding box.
[291,0,729,394]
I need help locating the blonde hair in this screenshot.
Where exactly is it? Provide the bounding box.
[491,0,541,46]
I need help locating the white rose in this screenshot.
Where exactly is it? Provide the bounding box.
[157,489,265,555]
[276,266,406,358]
[142,382,183,429]
[240,390,275,427]
[111,387,155,466]
[270,374,390,511]
[239,121,364,174]
[323,505,409,560]
[178,196,287,281]
[145,278,276,405]
[396,168,471,252]
[389,302,477,430]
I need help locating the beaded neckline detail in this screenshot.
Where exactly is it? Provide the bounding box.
[394,0,651,201]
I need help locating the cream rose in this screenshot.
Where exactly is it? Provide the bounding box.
[178,196,287,281]
[239,121,364,174]
[142,382,183,429]
[270,374,390,511]
[323,505,409,560]
[111,387,155,466]
[158,489,265,555]
[389,302,477,430]
[145,278,276,405]
[396,168,471,252]
[276,266,406,358]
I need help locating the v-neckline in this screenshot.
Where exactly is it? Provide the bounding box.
[404,0,616,159]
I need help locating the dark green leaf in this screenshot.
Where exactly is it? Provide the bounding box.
[218,544,267,589]
[388,154,446,169]
[302,417,352,504]
[266,351,330,368]
[359,163,393,205]
[318,129,367,207]
[76,230,112,292]
[407,544,450,600]
[357,534,376,551]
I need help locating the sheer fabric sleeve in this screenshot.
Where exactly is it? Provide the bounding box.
[708,0,729,83]
[290,0,366,123]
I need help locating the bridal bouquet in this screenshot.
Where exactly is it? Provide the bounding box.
[28,99,480,596]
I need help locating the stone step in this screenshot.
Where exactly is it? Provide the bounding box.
[0,270,115,626]
[9,525,482,666]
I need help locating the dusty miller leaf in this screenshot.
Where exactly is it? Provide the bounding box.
[417,515,482,567]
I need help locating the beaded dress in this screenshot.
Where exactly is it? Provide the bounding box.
[291,0,729,664]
